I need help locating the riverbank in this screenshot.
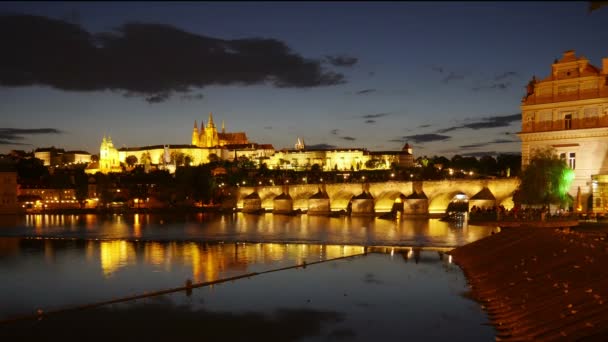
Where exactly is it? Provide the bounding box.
[449,227,608,340]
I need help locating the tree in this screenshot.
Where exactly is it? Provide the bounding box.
[514,147,575,207]
[140,152,152,165]
[208,153,220,164]
[125,155,138,167]
[171,151,186,166]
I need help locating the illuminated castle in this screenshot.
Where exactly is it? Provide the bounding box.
[88,113,273,174]
[191,112,248,147]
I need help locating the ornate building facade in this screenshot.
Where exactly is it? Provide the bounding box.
[88,114,272,174]
[88,113,415,175]
[191,112,248,147]
[265,139,414,171]
[518,50,608,212]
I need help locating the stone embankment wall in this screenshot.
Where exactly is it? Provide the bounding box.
[450,228,608,340]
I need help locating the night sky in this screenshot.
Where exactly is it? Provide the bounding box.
[1,2,607,157]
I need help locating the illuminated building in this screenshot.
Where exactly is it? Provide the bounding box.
[266,140,414,171]
[89,112,414,174]
[518,50,608,212]
[192,112,249,147]
[0,165,18,214]
[88,112,274,174]
[34,147,91,166]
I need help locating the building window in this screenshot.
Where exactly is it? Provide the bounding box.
[559,153,566,160]
[564,114,572,130]
[568,152,576,169]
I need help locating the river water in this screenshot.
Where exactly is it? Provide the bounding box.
[0,213,496,340]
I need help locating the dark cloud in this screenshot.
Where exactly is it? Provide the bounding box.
[340,136,356,141]
[418,124,432,128]
[459,151,501,157]
[356,88,376,95]
[361,113,389,119]
[0,14,349,103]
[436,114,521,133]
[472,72,518,91]
[472,82,511,91]
[442,72,465,83]
[307,143,337,150]
[330,129,340,135]
[431,65,444,74]
[264,126,272,130]
[365,119,376,124]
[461,151,521,158]
[145,92,170,103]
[459,139,516,149]
[388,139,405,143]
[180,93,204,101]
[325,55,358,67]
[0,128,63,145]
[403,134,451,144]
[494,71,518,81]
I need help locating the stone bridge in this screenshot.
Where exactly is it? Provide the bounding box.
[236,178,520,215]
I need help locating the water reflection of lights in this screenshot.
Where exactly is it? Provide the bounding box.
[100,240,135,277]
[133,214,141,238]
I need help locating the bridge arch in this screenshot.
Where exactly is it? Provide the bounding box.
[428,190,470,214]
[330,190,355,211]
[374,190,407,212]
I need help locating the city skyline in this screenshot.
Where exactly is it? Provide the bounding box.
[1,2,607,157]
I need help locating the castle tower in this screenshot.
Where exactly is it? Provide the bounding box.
[207,112,215,128]
[402,142,413,155]
[191,120,199,146]
[205,112,219,146]
[295,137,305,150]
[198,120,206,147]
[399,142,414,168]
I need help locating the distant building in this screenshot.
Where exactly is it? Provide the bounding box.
[266,140,414,171]
[518,50,608,212]
[89,113,274,174]
[192,112,249,147]
[0,162,18,214]
[89,112,415,174]
[34,147,91,166]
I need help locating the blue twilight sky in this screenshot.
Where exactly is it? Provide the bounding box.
[0,2,607,157]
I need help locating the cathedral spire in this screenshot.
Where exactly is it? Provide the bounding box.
[193,120,198,129]
[200,119,205,132]
[207,112,215,128]
[221,120,225,133]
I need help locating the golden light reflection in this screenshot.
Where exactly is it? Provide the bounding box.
[133,214,142,238]
[89,238,367,282]
[145,242,165,266]
[86,240,95,262]
[44,239,54,263]
[100,240,135,277]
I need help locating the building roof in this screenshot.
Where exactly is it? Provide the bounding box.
[243,192,261,200]
[406,191,428,199]
[219,132,248,141]
[65,150,91,155]
[224,143,274,150]
[35,147,65,153]
[470,187,496,200]
[118,144,200,152]
[309,189,329,199]
[274,192,292,200]
[352,191,374,200]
